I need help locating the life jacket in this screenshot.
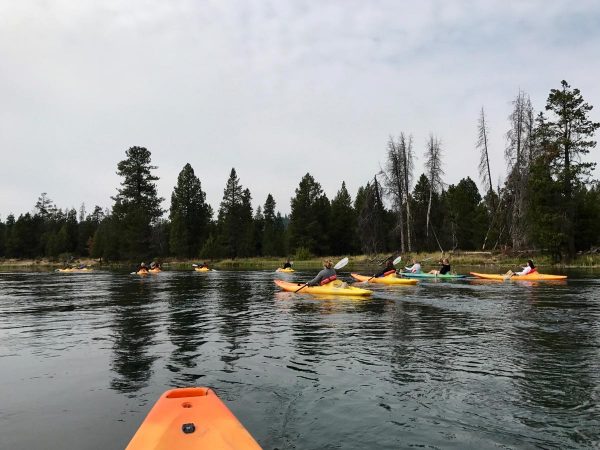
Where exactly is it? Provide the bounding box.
[320,274,337,285]
[383,269,396,277]
[528,267,537,274]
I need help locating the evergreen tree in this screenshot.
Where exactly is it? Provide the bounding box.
[289,173,331,255]
[217,168,252,258]
[169,163,212,258]
[111,146,164,258]
[330,181,357,255]
[444,177,488,250]
[543,80,600,257]
[356,178,387,254]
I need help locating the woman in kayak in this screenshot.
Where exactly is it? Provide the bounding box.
[307,259,337,286]
[404,259,422,273]
[375,258,397,277]
[137,262,149,273]
[283,259,292,269]
[515,259,536,276]
[429,258,451,275]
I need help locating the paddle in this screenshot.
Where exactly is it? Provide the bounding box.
[503,270,514,281]
[362,256,402,283]
[295,257,349,293]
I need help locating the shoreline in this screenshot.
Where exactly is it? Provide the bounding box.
[2,252,600,270]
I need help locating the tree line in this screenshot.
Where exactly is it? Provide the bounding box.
[0,80,598,262]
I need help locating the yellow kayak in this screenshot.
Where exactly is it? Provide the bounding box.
[274,279,372,296]
[276,267,295,273]
[149,268,162,274]
[470,272,567,281]
[351,273,418,285]
[194,267,211,272]
[127,387,261,450]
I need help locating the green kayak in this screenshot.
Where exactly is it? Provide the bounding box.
[400,272,466,279]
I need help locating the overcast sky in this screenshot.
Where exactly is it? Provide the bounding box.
[1,1,599,219]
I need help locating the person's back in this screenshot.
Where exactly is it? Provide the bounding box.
[307,260,337,286]
[283,260,292,269]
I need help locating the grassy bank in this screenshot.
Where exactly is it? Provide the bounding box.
[2,251,600,270]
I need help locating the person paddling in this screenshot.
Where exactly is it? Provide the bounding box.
[137,262,149,273]
[515,260,536,276]
[283,259,292,269]
[307,259,337,286]
[375,258,397,278]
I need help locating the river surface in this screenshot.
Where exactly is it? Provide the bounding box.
[0,268,599,449]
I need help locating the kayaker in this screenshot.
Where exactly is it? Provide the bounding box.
[307,259,337,286]
[283,259,292,269]
[429,258,451,275]
[150,261,161,270]
[375,258,397,277]
[137,262,149,273]
[195,262,209,269]
[515,259,536,276]
[404,259,422,274]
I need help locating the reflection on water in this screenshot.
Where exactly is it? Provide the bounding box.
[0,269,599,449]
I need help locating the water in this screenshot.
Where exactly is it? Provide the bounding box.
[0,269,599,449]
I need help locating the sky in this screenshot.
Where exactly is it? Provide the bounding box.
[1,0,600,219]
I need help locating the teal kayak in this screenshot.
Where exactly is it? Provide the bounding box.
[400,272,466,279]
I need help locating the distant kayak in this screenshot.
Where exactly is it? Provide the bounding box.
[400,272,466,279]
[136,271,150,276]
[470,272,567,281]
[126,387,261,450]
[276,267,295,273]
[350,273,418,285]
[194,267,211,272]
[274,279,372,296]
[148,268,162,274]
[55,268,93,273]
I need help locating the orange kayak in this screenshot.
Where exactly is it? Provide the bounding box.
[470,272,567,281]
[127,387,261,450]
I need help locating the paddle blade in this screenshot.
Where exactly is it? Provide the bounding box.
[334,257,349,270]
[392,256,402,266]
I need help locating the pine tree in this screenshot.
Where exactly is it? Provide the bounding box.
[217,168,251,258]
[543,80,600,257]
[289,173,330,255]
[111,146,164,258]
[330,181,356,255]
[169,163,212,258]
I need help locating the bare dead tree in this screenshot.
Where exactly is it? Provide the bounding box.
[401,134,414,251]
[384,136,406,252]
[477,107,494,200]
[505,90,534,250]
[424,135,444,238]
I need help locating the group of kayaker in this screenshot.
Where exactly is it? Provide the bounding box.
[136,261,161,273]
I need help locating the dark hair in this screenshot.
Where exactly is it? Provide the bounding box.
[527,259,535,269]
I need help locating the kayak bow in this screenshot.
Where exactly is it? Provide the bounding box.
[126,387,261,450]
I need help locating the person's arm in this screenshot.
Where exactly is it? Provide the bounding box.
[516,266,532,276]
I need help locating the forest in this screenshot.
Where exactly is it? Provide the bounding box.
[0,80,598,262]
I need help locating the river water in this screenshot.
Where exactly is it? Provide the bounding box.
[0,268,599,449]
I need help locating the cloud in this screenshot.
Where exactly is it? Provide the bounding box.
[1,0,599,219]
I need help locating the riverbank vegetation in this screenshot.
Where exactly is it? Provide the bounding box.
[0,81,598,265]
